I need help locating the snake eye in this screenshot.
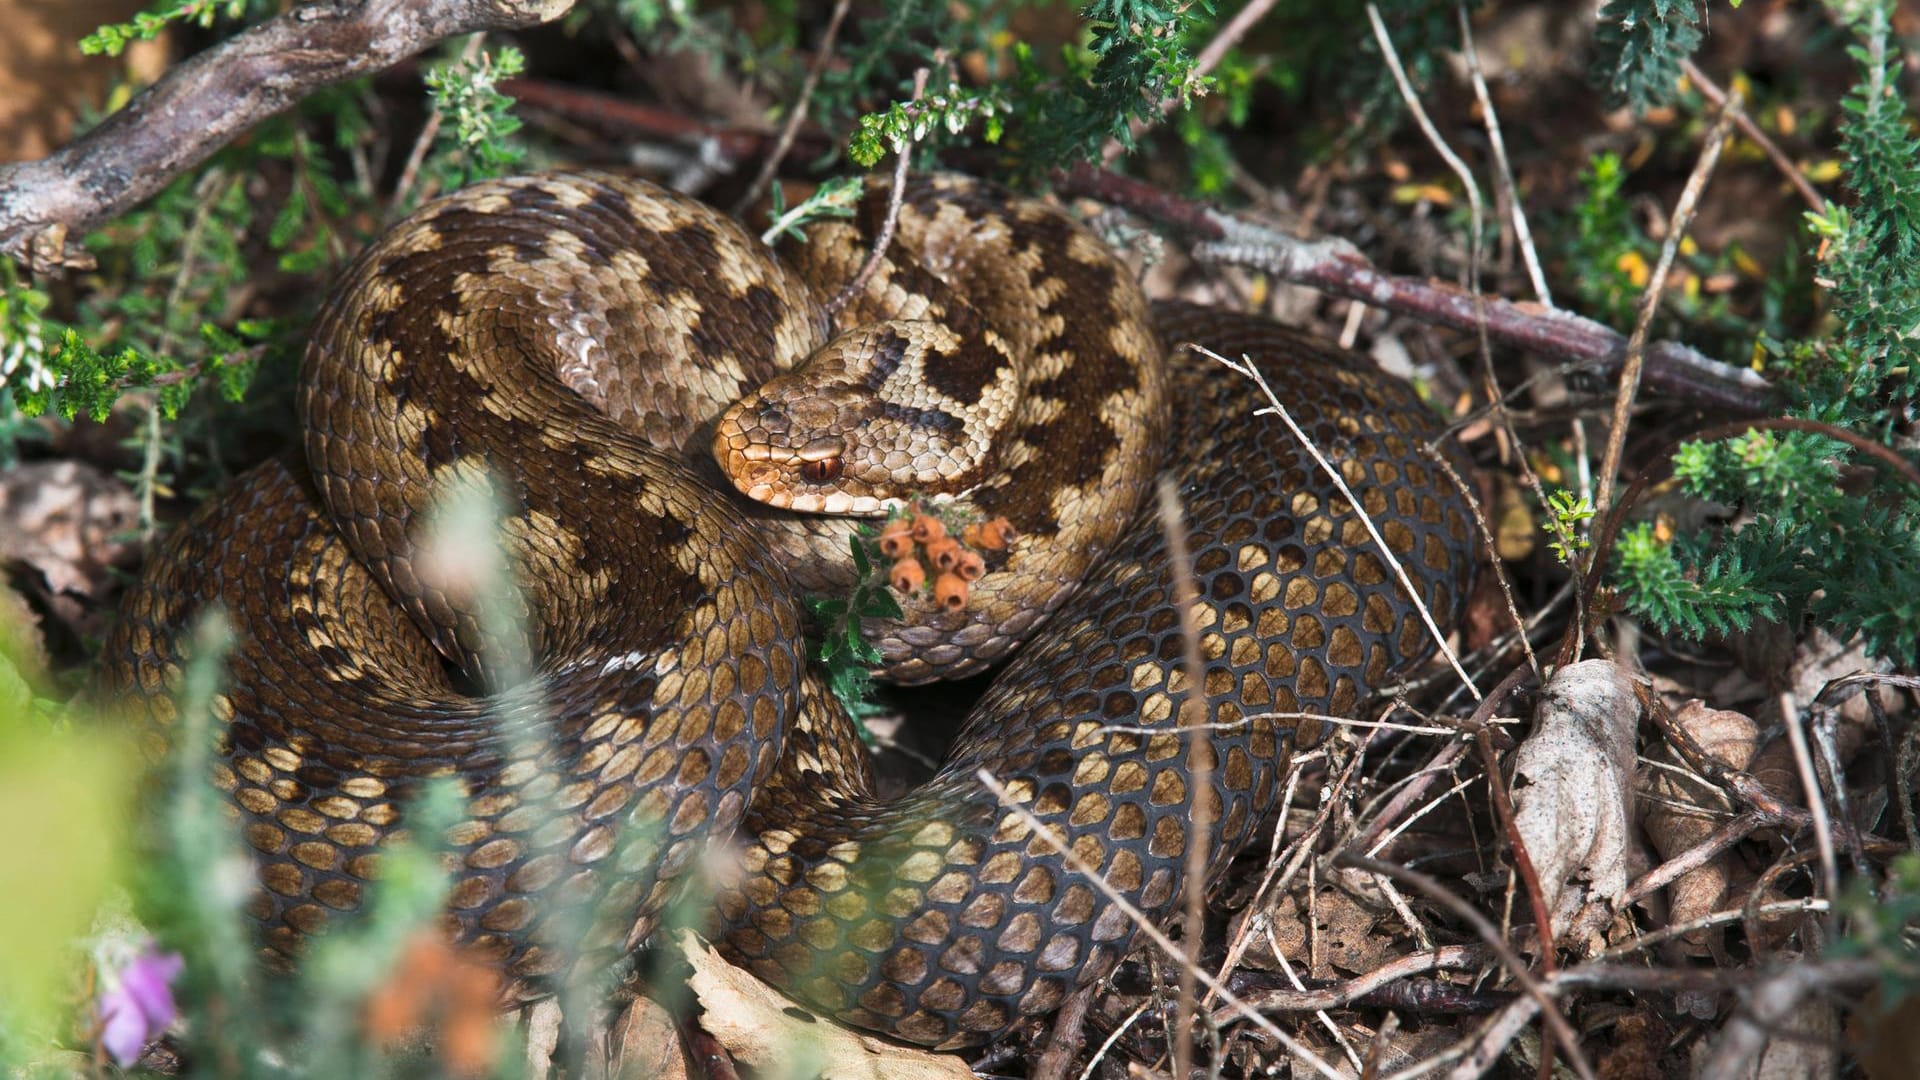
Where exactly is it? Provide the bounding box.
[800,457,844,484]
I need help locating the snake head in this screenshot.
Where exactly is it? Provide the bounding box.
[712,320,1005,516]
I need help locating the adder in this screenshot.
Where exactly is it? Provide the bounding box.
[103,171,1476,1050]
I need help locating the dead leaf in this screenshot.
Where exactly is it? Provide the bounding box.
[679,930,973,1080]
[1258,885,1398,980]
[1509,660,1641,936]
[1640,701,1758,954]
[602,991,691,1080]
[0,460,139,598]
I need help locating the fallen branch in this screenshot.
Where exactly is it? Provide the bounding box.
[1053,163,1776,416]
[0,0,577,267]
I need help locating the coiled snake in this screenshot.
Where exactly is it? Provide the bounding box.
[103,172,1474,1050]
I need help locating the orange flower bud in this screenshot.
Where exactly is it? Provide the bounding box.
[889,557,926,593]
[924,536,963,571]
[933,572,969,610]
[953,549,986,581]
[964,516,1017,550]
[878,523,916,560]
[909,513,947,543]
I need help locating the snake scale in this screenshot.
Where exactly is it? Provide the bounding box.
[103,171,1474,1050]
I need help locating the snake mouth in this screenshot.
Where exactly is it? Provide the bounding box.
[712,425,884,516]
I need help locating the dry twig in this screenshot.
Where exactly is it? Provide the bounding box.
[826,67,927,318]
[733,0,854,213]
[1592,87,1741,518]
[1055,165,1774,415]
[0,0,576,265]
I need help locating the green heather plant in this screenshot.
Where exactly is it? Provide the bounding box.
[1607,0,1920,662]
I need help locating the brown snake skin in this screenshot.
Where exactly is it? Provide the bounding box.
[102,171,1475,1050]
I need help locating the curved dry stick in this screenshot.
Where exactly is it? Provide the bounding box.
[0,0,576,265]
[1054,163,1775,416]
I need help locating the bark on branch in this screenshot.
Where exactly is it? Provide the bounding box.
[0,0,577,266]
[1055,163,1777,416]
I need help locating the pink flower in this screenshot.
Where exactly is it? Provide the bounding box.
[96,945,184,1066]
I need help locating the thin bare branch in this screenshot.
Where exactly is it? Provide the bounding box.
[1054,165,1775,415]
[1198,343,1482,700]
[1458,5,1551,306]
[1154,477,1214,1079]
[973,768,1347,1080]
[1333,853,1598,1080]
[733,0,853,213]
[1593,88,1741,517]
[827,67,926,319]
[0,0,576,265]
[1682,59,1824,214]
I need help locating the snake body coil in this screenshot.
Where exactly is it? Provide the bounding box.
[104,172,1474,1049]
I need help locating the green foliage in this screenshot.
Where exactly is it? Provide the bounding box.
[79,0,267,57]
[419,43,530,195]
[1612,2,1920,663]
[807,532,904,730]
[0,651,134,1049]
[1834,852,1920,1004]
[0,65,372,513]
[1616,430,1920,659]
[1591,0,1712,113]
[848,88,1004,168]
[1615,520,1784,639]
[1543,490,1595,566]
[839,0,1217,174]
[760,176,864,244]
[1802,0,1920,430]
[0,267,55,466]
[1566,152,1647,326]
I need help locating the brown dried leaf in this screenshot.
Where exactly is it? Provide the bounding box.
[0,461,139,598]
[602,992,691,1080]
[1257,884,1397,979]
[679,930,973,1080]
[1510,660,1641,935]
[1640,701,1758,954]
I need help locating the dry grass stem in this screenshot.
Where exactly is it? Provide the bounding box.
[1098,709,1466,738]
[1456,5,1550,306]
[733,0,853,213]
[1154,476,1215,1079]
[1778,691,1841,914]
[1592,88,1741,517]
[1365,774,1478,858]
[1681,59,1824,213]
[1353,740,1475,854]
[826,67,926,318]
[1074,1000,1150,1080]
[1197,344,1482,700]
[1596,900,1830,959]
[1268,948,1366,1072]
[1424,447,1539,679]
[1366,3,1484,296]
[392,33,489,210]
[1213,944,1488,1018]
